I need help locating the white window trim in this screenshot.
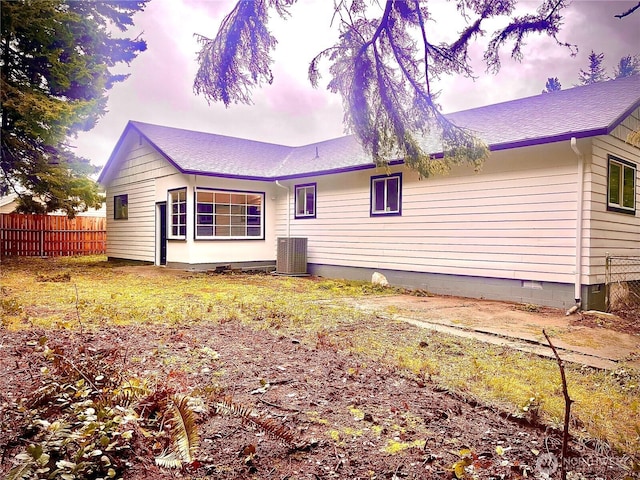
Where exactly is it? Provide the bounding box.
[168,188,187,240]
[607,155,636,214]
[294,183,316,218]
[194,188,265,240]
[371,173,402,216]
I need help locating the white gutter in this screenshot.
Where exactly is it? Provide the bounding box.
[275,180,290,238]
[570,137,584,309]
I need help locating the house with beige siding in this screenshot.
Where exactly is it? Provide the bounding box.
[0,193,107,216]
[98,76,640,310]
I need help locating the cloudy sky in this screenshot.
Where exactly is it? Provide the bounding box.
[71,0,640,170]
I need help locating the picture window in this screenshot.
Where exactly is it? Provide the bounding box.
[195,188,264,239]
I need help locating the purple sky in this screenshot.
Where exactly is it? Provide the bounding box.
[71,0,640,171]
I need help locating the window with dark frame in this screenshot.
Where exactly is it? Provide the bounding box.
[607,155,636,215]
[195,188,264,239]
[295,183,316,218]
[168,188,187,239]
[114,194,128,220]
[370,173,402,216]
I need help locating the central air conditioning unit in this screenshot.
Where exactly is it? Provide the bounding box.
[276,237,308,275]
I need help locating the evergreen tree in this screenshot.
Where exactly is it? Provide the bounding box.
[577,50,609,85]
[1,0,148,217]
[194,0,579,178]
[613,6,640,145]
[542,77,562,93]
[614,55,640,78]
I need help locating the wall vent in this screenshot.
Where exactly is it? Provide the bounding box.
[276,237,308,275]
[522,280,543,290]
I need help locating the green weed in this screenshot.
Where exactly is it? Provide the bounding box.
[2,256,639,458]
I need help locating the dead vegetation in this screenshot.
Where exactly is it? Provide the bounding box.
[1,256,639,479]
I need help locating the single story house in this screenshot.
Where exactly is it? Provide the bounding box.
[98,76,640,310]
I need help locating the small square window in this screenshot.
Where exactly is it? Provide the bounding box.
[114,194,128,220]
[295,183,316,219]
[607,155,636,215]
[371,173,402,216]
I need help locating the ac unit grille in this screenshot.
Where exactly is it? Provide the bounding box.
[276,237,307,275]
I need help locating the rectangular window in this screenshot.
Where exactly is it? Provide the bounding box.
[114,194,128,220]
[195,188,264,239]
[168,188,187,239]
[607,155,636,214]
[370,173,402,216]
[295,183,316,218]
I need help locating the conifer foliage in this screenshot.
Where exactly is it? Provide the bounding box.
[1,0,148,217]
[577,50,609,85]
[194,0,577,178]
[542,77,562,93]
[614,55,640,79]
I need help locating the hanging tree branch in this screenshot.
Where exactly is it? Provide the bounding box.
[195,0,581,179]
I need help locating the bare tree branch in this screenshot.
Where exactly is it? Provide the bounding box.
[543,329,573,480]
[614,1,640,18]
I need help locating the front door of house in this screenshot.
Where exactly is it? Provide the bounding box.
[158,202,167,265]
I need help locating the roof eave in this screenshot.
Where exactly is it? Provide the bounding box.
[97,121,136,184]
[181,170,273,181]
[273,128,615,179]
[274,159,404,181]
[605,97,640,134]
[486,128,610,153]
[184,160,404,182]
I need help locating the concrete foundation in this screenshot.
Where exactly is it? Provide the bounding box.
[308,263,606,311]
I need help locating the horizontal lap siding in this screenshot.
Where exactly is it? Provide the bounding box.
[586,110,640,282]
[284,142,579,283]
[105,136,179,262]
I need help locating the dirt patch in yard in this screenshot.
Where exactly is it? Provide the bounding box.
[340,294,640,369]
[0,321,634,480]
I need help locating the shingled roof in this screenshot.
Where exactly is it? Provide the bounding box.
[99,75,640,183]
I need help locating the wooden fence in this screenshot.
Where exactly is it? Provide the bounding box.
[0,213,106,258]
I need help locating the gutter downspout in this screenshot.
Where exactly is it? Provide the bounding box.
[275,180,290,238]
[569,137,584,313]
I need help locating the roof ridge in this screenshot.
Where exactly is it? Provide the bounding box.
[443,75,640,116]
[130,120,294,149]
[130,120,357,150]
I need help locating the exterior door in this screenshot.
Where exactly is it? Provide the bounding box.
[158,202,167,265]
